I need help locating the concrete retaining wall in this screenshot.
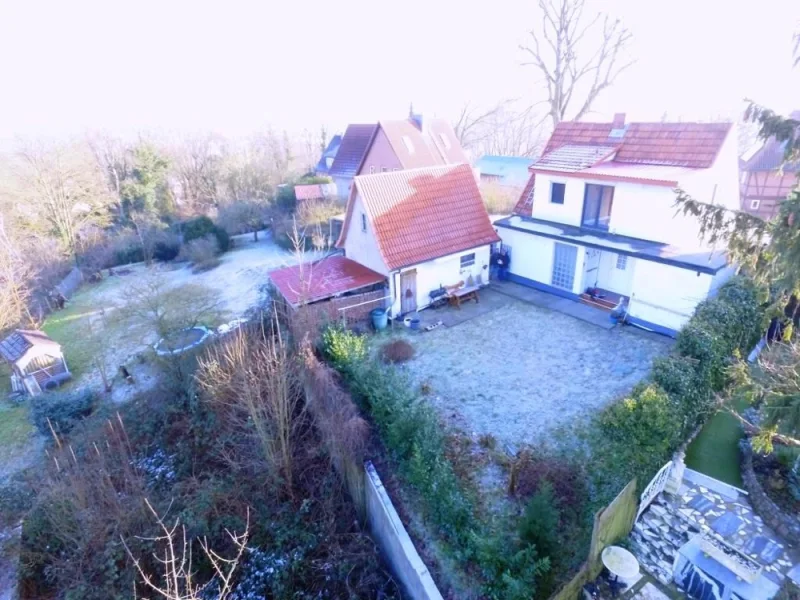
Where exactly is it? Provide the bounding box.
[365,462,444,600]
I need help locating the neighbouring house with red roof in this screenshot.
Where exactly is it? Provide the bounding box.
[337,163,499,316]
[327,109,468,199]
[739,112,800,220]
[495,113,740,336]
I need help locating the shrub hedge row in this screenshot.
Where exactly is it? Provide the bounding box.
[321,327,548,600]
[588,276,765,502]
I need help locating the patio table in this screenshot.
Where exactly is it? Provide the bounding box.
[601,545,640,582]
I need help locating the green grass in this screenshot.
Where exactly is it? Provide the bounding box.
[0,401,34,461]
[685,396,748,487]
[41,301,100,379]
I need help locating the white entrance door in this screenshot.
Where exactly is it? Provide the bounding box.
[607,253,634,295]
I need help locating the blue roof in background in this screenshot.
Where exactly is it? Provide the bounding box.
[316,134,343,175]
[475,155,534,187]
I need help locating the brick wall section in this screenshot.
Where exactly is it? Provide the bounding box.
[739,440,800,544]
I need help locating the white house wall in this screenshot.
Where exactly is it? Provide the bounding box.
[333,176,353,199]
[529,173,717,249]
[388,246,491,315]
[628,260,713,332]
[342,193,389,276]
[679,129,741,212]
[498,227,587,296]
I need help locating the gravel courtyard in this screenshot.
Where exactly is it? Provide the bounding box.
[399,293,671,448]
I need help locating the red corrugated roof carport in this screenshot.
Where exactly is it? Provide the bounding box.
[269,256,386,306]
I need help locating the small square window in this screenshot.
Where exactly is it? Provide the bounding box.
[460,253,475,268]
[369,166,375,174]
[382,166,388,172]
[361,213,367,232]
[750,199,761,210]
[550,182,566,204]
[616,254,627,270]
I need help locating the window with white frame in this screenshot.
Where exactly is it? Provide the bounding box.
[460,253,475,268]
[402,135,415,154]
[361,213,367,232]
[382,166,388,172]
[750,199,761,210]
[616,254,628,270]
[369,166,375,174]
[550,182,566,204]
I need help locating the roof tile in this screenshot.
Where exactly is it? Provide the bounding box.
[329,124,378,178]
[268,256,385,306]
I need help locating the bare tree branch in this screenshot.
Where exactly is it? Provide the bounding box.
[520,0,634,128]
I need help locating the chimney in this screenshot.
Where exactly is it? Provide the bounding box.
[612,113,626,129]
[408,102,424,131]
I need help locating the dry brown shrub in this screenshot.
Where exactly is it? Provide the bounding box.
[299,341,369,463]
[196,320,306,495]
[380,339,415,364]
[508,448,586,510]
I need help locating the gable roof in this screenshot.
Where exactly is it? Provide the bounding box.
[0,330,61,364]
[543,121,732,168]
[315,134,342,175]
[329,125,378,178]
[339,164,500,270]
[378,118,468,169]
[269,256,385,306]
[294,183,338,201]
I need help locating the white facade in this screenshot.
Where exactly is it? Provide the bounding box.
[341,191,491,316]
[497,134,738,336]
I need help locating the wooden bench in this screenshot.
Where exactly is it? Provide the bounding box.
[447,284,480,308]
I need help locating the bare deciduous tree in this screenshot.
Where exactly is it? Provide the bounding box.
[12,140,113,257]
[521,0,633,128]
[454,100,547,158]
[0,215,35,333]
[87,132,132,220]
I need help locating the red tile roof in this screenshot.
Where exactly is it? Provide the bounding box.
[544,121,732,168]
[294,183,337,201]
[379,118,469,169]
[329,124,378,178]
[340,164,500,270]
[269,256,385,306]
[512,174,536,217]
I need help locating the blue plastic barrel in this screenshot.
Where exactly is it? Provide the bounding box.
[371,308,388,330]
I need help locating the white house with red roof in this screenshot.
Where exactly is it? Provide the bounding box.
[337,163,499,316]
[495,114,740,336]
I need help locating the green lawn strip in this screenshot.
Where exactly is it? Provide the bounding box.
[0,402,34,460]
[42,303,97,379]
[685,396,748,487]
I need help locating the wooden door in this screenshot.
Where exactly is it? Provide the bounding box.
[400,270,417,314]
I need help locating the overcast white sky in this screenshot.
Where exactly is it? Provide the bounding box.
[0,0,798,143]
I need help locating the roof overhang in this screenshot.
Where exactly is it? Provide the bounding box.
[528,167,678,188]
[495,216,727,275]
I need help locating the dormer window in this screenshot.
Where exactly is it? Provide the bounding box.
[402,136,415,154]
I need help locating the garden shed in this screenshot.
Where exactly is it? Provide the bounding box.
[0,329,71,397]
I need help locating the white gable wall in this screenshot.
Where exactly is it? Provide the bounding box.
[679,130,740,211]
[341,193,389,275]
